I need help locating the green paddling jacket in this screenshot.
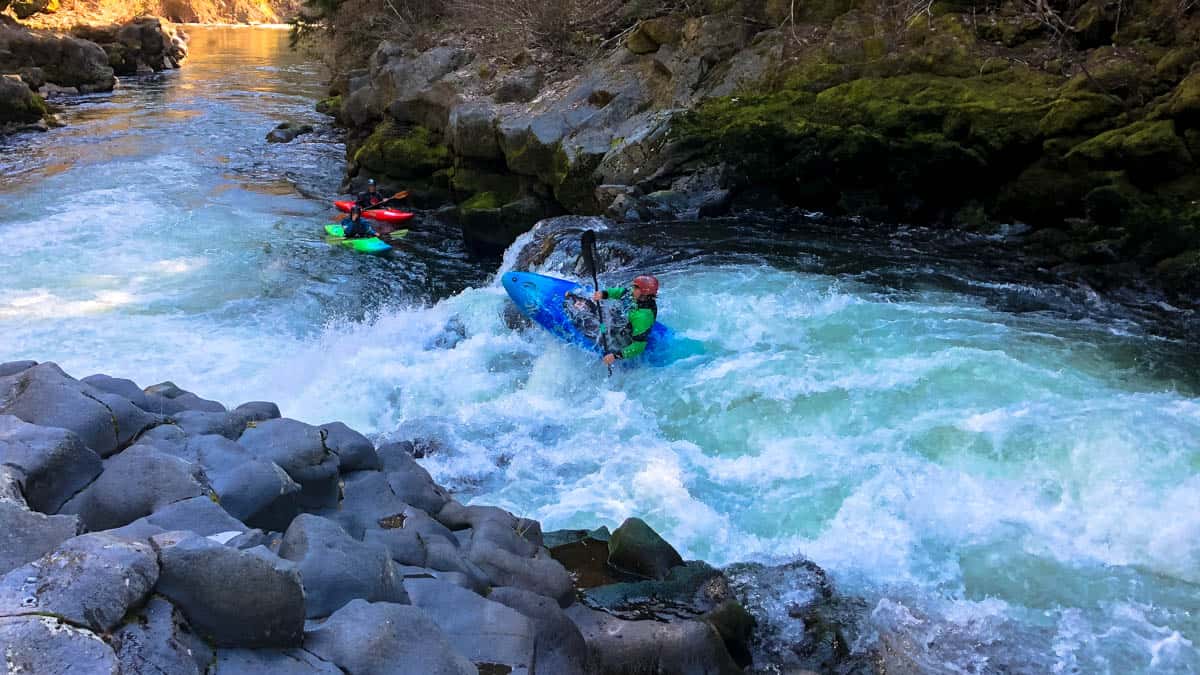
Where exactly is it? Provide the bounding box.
[600,286,658,360]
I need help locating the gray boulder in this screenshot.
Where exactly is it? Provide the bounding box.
[425,538,491,591]
[172,409,247,439]
[406,577,538,673]
[0,500,80,576]
[321,469,407,538]
[304,599,475,675]
[214,648,342,674]
[0,360,36,377]
[0,533,159,632]
[145,381,225,413]
[209,457,300,527]
[109,595,213,675]
[154,535,305,646]
[362,522,429,567]
[0,616,118,674]
[608,516,684,580]
[495,67,543,104]
[467,544,575,608]
[490,586,590,675]
[0,414,102,513]
[379,447,449,515]
[368,44,473,131]
[0,363,121,456]
[89,389,162,449]
[132,495,247,537]
[320,421,380,472]
[448,100,501,159]
[81,374,149,409]
[0,74,45,127]
[239,418,340,509]
[0,26,115,92]
[59,444,212,531]
[278,514,408,618]
[567,603,743,675]
[233,400,281,422]
[266,121,314,143]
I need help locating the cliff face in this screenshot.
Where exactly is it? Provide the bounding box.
[318,0,1198,294]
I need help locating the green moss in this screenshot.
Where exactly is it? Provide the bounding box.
[461,191,502,211]
[1164,71,1200,125]
[1065,50,1152,100]
[1039,93,1123,137]
[353,121,451,179]
[0,83,48,125]
[677,70,1061,218]
[449,165,521,203]
[315,95,342,116]
[901,14,980,77]
[1069,119,1192,181]
[1154,47,1198,82]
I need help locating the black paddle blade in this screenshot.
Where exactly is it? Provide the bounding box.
[581,230,597,274]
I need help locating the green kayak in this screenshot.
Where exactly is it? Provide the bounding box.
[324,224,407,253]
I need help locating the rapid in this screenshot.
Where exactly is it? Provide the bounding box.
[1,26,1197,673]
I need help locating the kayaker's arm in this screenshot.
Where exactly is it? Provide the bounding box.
[601,287,627,300]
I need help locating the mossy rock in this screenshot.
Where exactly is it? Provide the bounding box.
[1039,92,1124,137]
[974,12,1046,47]
[626,25,660,55]
[776,58,859,94]
[1065,49,1153,101]
[1164,71,1200,127]
[353,121,452,180]
[449,165,521,203]
[901,14,980,77]
[994,161,1099,222]
[1068,119,1193,181]
[1070,0,1117,48]
[677,71,1060,219]
[550,146,604,214]
[642,15,683,46]
[460,191,503,212]
[1155,248,1200,288]
[1154,47,1198,83]
[10,0,58,18]
[315,95,342,117]
[0,77,48,125]
[1182,129,1200,161]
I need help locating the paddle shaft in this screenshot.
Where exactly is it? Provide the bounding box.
[581,231,612,375]
[362,190,410,211]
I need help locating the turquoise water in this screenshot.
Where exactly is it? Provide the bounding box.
[1,27,1197,673]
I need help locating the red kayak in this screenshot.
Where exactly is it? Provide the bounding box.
[333,200,415,224]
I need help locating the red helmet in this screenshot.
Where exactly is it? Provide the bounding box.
[633,275,659,296]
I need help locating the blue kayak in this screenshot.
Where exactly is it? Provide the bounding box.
[501,271,702,367]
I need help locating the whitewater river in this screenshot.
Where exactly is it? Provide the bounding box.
[1,26,1197,673]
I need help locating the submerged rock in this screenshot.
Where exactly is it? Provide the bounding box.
[267,121,315,143]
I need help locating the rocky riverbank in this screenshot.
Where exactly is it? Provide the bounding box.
[0,14,187,132]
[0,359,858,673]
[313,0,1199,303]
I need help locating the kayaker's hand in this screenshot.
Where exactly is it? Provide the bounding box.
[592,291,603,302]
[603,353,617,367]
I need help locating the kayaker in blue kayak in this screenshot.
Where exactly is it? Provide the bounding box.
[356,179,385,209]
[591,275,660,366]
[341,206,375,239]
